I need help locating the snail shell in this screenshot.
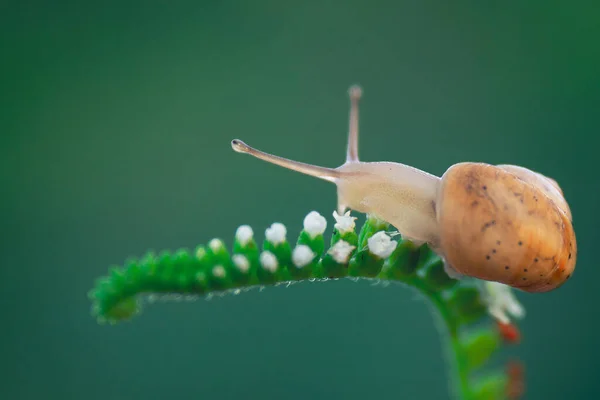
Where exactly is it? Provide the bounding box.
[436,162,576,293]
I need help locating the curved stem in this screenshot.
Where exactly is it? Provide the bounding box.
[414,280,470,400]
[88,211,518,400]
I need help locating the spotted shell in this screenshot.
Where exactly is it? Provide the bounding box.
[496,164,572,222]
[435,162,576,293]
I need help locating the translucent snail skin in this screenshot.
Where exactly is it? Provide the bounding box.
[231,86,576,293]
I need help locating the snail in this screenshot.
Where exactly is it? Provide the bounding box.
[231,85,576,293]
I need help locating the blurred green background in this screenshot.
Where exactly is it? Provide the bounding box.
[2,1,599,399]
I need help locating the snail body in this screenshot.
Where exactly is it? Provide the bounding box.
[231,86,576,292]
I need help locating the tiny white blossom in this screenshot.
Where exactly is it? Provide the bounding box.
[292,245,315,268]
[235,225,254,246]
[482,281,526,324]
[209,238,224,253]
[367,231,397,259]
[260,251,279,272]
[232,254,250,273]
[303,211,327,238]
[212,265,226,278]
[265,222,287,245]
[333,210,356,234]
[328,240,356,264]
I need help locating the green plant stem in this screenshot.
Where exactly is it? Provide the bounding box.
[409,278,470,400]
[88,211,516,400]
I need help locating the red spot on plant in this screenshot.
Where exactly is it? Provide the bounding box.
[497,321,521,344]
[506,360,525,399]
